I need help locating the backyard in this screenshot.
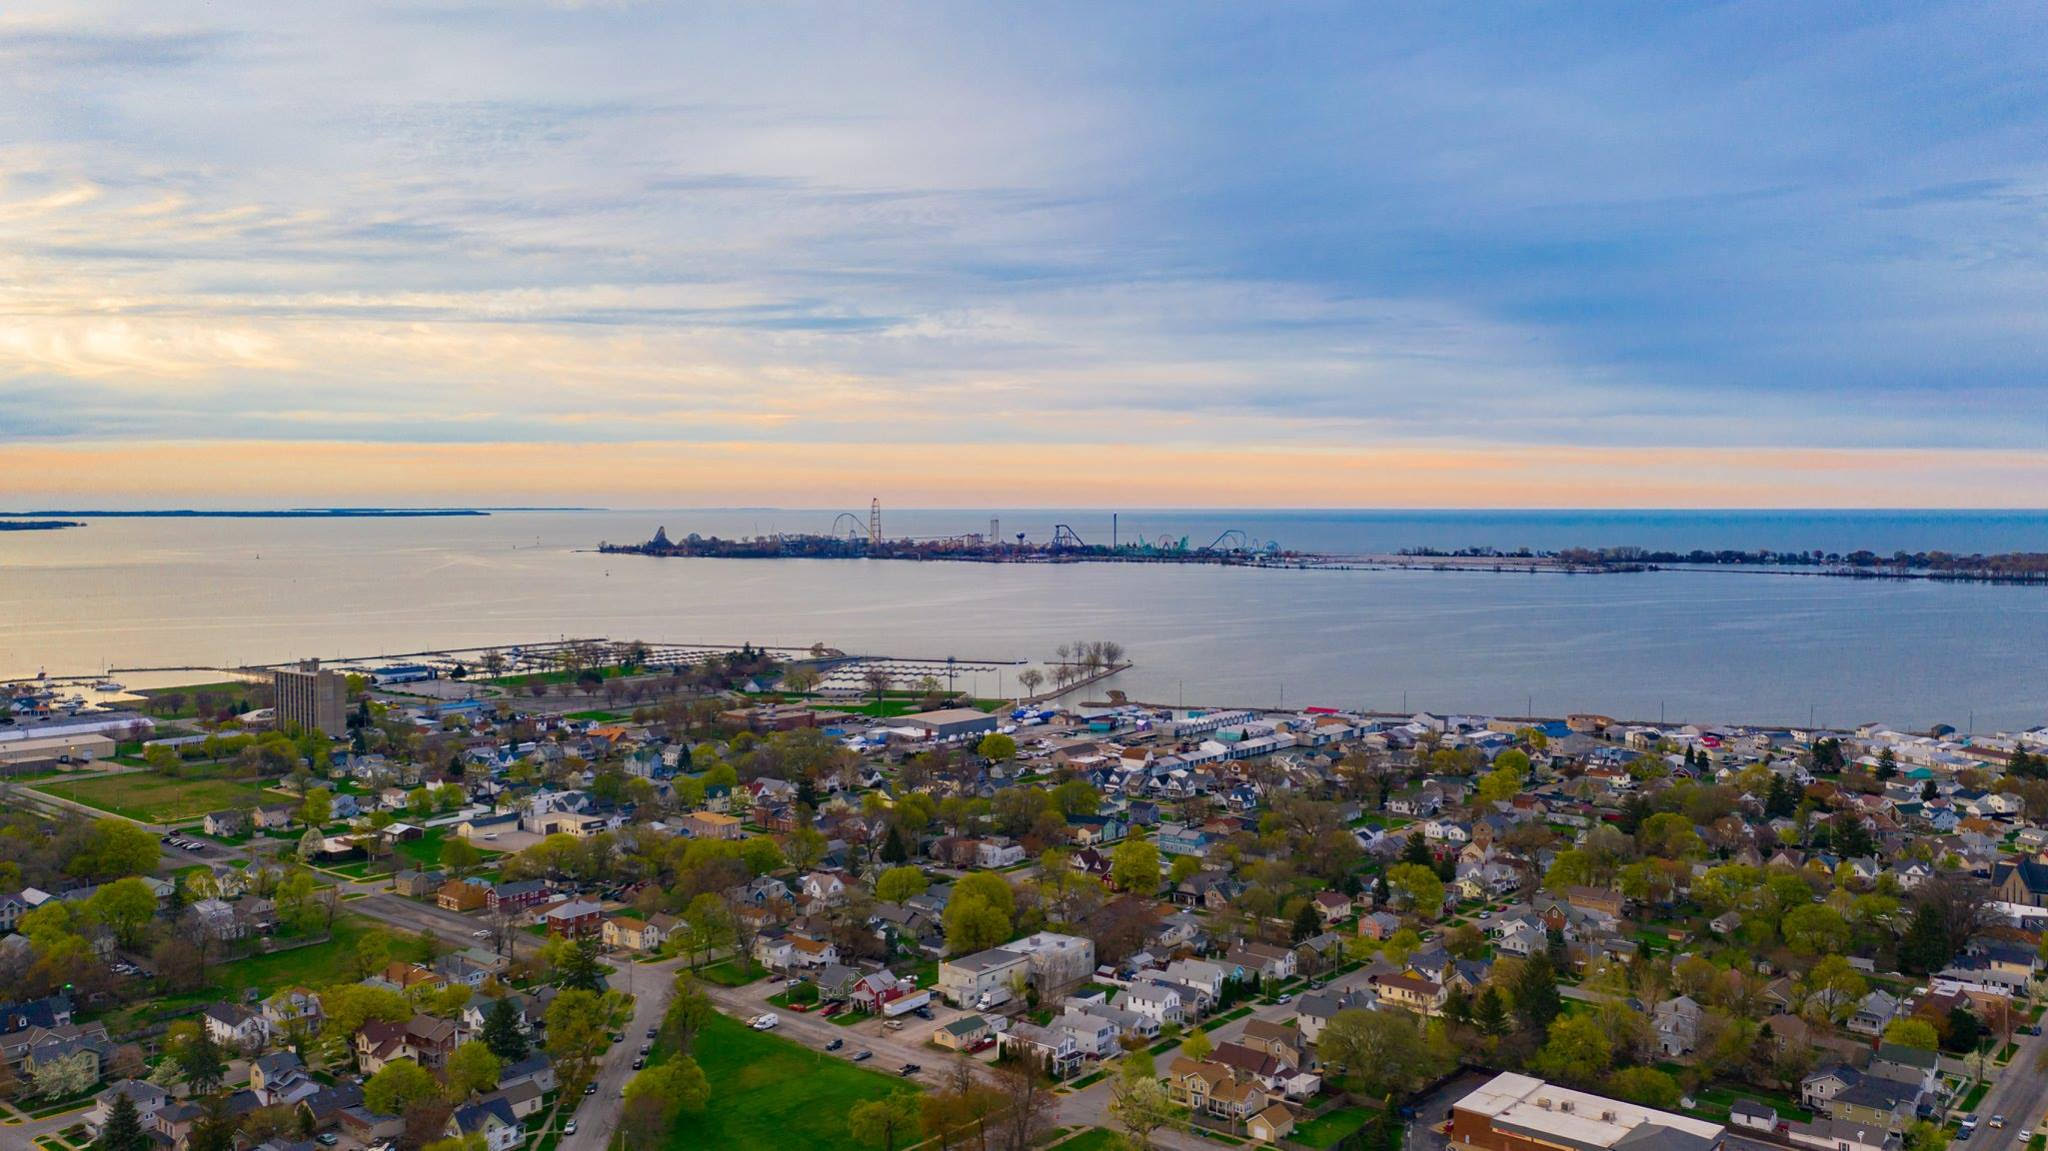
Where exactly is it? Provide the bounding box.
[34,771,272,823]
[663,1011,915,1151]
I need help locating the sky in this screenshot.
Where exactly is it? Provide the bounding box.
[3,1,2047,508]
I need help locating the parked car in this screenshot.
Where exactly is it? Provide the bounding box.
[899,1064,921,1077]
[825,1039,844,1051]
[315,1135,339,1147]
[632,1058,644,1069]
[563,1122,577,1136]
[583,1083,597,1095]
[852,1050,872,1062]
[1990,1117,2005,1130]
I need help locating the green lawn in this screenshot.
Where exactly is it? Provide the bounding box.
[664,1012,915,1151]
[696,959,767,987]
[1293,1107,1376,1149]
[34,773,268,822]
[178,916,373,1004]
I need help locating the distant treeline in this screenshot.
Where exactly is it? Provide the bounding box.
[0,508,487,518]
[0,520,81,531]
[1391,544,2048,583]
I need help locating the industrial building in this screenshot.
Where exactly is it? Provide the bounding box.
[902,707,1000,742]
[1448,1073,1725,1151]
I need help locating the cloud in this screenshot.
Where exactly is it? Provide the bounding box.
[0,2,2045,503]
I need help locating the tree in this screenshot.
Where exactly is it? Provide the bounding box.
[875,866,929,905]
[977,732,1017,763]
[1108,1075,1185,1150]
[880,824,910,865]
[1607,1066,1681,1109]
[1533,1014,1611,1085]
[440,837,483,878]
[445,1042,501,1098]
[1386,863,1445,917]
[1181,1027,1213,1062]
[95,1090,148,1151]
[84,878,157,948]
[622,1058,710,1140]
[1319,1008,1438,1097]
[660,978,715,1057]
[1477,765,1524,806]
[364,1059,440,1115]
[1899,903,1955,974]
[1512,954,1563,1032]
[1291,901,1322,943]
[299,788,333,828]
[480,996,529,1062]
[1169,854,1202,886]
[848,1091,922,1151]
[1474,986,1509,1037]
[944,892,1012,955]
[555,938,607,992]
[1110,837,1161,894]
[544,988,613,1094]
[1883,1018,1941,1051]
[1781,904,1851,956]
[167,1025,227,1094]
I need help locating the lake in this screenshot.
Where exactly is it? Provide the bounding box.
[3,509,2045,731]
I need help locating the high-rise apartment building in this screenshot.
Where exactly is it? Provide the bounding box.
[274,660,347,737]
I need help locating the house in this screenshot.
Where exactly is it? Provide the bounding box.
[1296,989,1373,1044]
[1866,1044,1939,1096]
[602,915,669,952]
[252,804,296,831]
[800,871,849,908]
[1357,911,1402,941]
[189,897,243,940]
[788,935,839,969]
[497,1053,558,1095]
[1248,1103,1296,1144]
[202,1003,270,1052]
[250,1051,320,1106]
[1372,973,1447,1016]
[997,1020,1084,1077]
[542,899,603,937]
[1312,892,1353,924]
[680,812,743,840]
[488,879,552,913]
[88,1080,168,1138]
[1848,990,1900,1037]
[262,990,323,1033]
[974,840,1027,869]
[447,1097,522,1151]
[488,1080,545,1120]
[1653,995,1704,1057]
[935,1014,992,1051]
[1113,982,1185,1027]
[437,880,491,912]
[1225,942,1297,982]
[1166,1057,1268,1122]
[392,870,446,899]
[1211,1041,1321,1100]
[1992,858,2048,908]
[203,810,248,838]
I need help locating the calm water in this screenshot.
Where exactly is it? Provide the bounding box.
[4,509,2046,731]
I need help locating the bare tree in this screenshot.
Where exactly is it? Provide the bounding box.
[994,1056,1053,1151]
[861,665,895,710]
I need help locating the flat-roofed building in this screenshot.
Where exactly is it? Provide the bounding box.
[1448,1073,1724,1151]
[902,708,1000,742]
[275,661,347,738]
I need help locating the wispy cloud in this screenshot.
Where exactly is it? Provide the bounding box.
[0,2,2045,503]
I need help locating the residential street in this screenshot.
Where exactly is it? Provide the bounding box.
[1960,1028,2048,1151]
[554,954,686,1151]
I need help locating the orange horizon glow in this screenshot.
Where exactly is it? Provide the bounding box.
[2,439,2045,509]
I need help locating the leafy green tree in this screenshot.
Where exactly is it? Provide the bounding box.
[848,1092,922,1151]
[445,1042,500,1098]
[1386,863,1444,917]
[874,866,929,905]
[1607,1066,1681,1109]
[439,837,483,877]
[545,988,613,1094]
[299,788,333,828]
[1111,837,1161,894]
[1291,902,1322,943]
[1473,986,1509,1036]
[1534,1015,1611,1084]
[167,1025,227,1093]
[943,892,1011,955]
[976,732,1017,763]
[1319,1008,1439,1097]
[555,938,607,992]
[84,878,157,948]
[480,996,529,1062]
[1883,1017,1940,1050]
[1781,904,1851,956]
[364,1059,440,1114]
[660,978,715,1057]
[880,824,910,864]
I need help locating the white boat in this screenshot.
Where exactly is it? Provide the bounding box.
[93,680,124,692]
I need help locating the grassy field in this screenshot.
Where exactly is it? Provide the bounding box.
[1293,1107,1376,1149]
[34,772,268,822]
[665,1012,914,1151]
[695,959,767,987]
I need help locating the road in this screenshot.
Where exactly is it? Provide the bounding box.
[1962,1028,2048,1151]
[555,954,686,1151]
